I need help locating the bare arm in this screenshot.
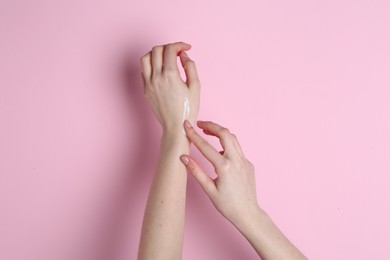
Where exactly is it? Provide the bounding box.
[180,120,307,260]
[233,205,306,260]
[138,42,200,260]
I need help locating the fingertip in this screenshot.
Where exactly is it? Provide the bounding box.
[184,120,192,129]
[175,41,191,49]
[184,43,192,51]
[180,155,189,166]
[197,120,206,128]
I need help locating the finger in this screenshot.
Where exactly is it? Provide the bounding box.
[140,52,152,81]
[163,42,191,73]
[179,51,200,89]
[197,121,238,155]
[180,155,217,197]
[203,130,229,156]
[184,120,224,167]
[151,45,164,76]
[230,133,245,156]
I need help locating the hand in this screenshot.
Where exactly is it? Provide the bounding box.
[180,120,260,225]
[140,42,200,134]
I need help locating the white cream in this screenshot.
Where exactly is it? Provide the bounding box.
[182,97,190,135]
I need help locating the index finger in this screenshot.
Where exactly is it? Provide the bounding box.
[163,42,191,72]
[197,121,236,152]
[184,120,224,167]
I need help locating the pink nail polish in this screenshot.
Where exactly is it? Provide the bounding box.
[180,156,189,165]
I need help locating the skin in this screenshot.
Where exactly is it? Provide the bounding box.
[138,41,306,260]
[138,42,200,260]
[181,120,307,260]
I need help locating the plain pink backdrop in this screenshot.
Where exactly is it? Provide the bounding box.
[1,0,389,259]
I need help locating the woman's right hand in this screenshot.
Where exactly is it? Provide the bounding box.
[180,120,261,225]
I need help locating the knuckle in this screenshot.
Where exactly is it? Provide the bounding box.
[220,128,230,136]
[205,183,216,196]
[247,160,255,171]
[150,76,159,86]
[250,161,255,170]
[140,54,149,63]
[163,68,177,77]
[186,59,195,65]
[218,160,231,172]
[184,60,196,70]
[165,43,174,51]
[152,45,162,52]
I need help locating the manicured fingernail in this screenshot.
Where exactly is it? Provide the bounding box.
[180,156,189,165]
[184,120,192,128]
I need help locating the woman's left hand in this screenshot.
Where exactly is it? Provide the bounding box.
[140,42,200,134]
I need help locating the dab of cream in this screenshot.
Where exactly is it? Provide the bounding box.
[182,97,190,135]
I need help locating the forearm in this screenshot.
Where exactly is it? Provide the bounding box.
[138,130,189,260]
[233,207,307,260]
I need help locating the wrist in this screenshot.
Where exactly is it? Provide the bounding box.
[231,205,268,233]
[163,122,184,135]
[162,118,196,136]
[161,127,190,149]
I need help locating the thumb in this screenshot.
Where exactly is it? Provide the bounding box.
[179,51,200,89]
[180,155,216,197]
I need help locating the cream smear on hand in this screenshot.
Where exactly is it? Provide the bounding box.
[182,97,190,135]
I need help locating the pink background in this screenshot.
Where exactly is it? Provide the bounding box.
[1,0,389,259]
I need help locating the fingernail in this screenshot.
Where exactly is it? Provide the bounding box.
[181,51,188,57]
[184,120,192,128]
[180,156,189,165]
